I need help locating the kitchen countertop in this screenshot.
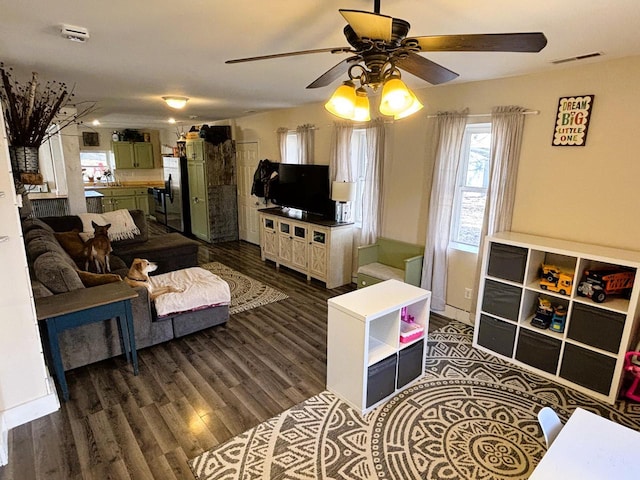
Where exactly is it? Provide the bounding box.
[84,182,163,190]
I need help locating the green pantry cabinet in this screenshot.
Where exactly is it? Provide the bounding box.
[473,231,640,405]
[185,138,238,243]
[112,141,154,169]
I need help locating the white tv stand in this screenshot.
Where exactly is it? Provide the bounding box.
[259,208,353,289]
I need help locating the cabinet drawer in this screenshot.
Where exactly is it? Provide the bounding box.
[567,303,625,353]
[487,243,527,283]
[366,354,397,408]
[481,279,522,321]
[477,314,516,357]
[515,329,561,374]
[397,339,424,389]
[560,343,616,395]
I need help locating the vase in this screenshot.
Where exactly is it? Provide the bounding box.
[9,146,39,174]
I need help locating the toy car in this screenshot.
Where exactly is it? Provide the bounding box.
[577,269,635,303]
[531,297,554,329]
[540,263,574,295]
[549,305,568,333]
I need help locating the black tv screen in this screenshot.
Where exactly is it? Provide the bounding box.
[270,164,334,217]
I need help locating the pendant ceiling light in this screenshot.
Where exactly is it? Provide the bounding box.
[324,64,422,122]
[162,96,189,109]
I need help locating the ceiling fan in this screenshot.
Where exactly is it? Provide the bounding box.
[226,0,548,90]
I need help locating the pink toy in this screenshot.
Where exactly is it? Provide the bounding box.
[400,320,423,343]
[623,351,640,402]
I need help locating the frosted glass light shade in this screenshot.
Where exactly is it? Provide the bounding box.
[352,87,371,122]
[331,181,356,202]
[325,82,357,119]
[163,96,189,109]
[393,91,424,119]
[379,78,413,116]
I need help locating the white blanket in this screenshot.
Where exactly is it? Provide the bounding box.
[150,267,231,317]
[78,209,140,241]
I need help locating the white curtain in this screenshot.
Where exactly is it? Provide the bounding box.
[276,127,288,163]
[485,106,526,234]
[470,105,527,319]
[329,121,354,182]
[360,119,386,245]
[296,124,315,164]
[420,110,469,311]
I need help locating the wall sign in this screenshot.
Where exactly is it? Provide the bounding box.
[552,95,594,146]
[82,131,100,147]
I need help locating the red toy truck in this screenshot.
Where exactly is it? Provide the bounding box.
[577,269,635,303]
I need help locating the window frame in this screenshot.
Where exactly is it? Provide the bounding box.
[450,122,491,253]
[350,128,367,227]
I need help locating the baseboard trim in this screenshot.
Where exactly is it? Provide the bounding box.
[3,378,59,431]
[0,414,7,467]
[442,304,473,326]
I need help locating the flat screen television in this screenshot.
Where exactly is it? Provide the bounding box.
[270,164,334,218]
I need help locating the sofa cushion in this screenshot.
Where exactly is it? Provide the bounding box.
[22,217,54,234]
[357,262,404,282]
[31,280,54,298]
[27,236,77,268]
[76,271,123,288]
[24,226,55,244]
[113,233,199,274]
[34,252,85,293]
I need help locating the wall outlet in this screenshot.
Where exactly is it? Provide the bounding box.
[464,288,472,300]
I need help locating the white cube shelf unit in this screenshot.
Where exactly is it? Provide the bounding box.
[327,279,431,415]
[473,231,640,404]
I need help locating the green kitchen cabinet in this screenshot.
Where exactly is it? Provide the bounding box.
[113,142,154,169]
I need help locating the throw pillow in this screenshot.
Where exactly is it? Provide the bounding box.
[54,230,86,264]
[76,270,123,288]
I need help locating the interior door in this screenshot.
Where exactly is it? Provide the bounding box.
[236,142,261,244]
[187,160,209,242]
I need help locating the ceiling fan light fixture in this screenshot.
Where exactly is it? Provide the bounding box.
[162,96,189,109]
[379,77,414,116]
[393,91,424,120]
[352,87,371,122]
[325,81,357,119]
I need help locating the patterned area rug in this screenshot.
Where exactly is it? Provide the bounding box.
[189,321,640,480]
[200,262,288,314]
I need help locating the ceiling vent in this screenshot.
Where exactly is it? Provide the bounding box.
[61,24,90,43]
[551,52,603,65]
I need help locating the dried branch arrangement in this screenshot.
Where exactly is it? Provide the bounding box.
[0,63,95,147]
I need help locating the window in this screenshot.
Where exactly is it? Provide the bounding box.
[284,131,299,163]
[350,128,367,226]
[450,123,491,251]
[80,151,115,183]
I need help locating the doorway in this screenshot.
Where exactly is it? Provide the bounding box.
[237,142,261,244]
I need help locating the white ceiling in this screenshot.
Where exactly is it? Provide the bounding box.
[1,0,640,128]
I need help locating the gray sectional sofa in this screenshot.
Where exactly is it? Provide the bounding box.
[23,210,229,371]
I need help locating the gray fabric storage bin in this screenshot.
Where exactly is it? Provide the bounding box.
[515,329,561,374]
[477,314,516,357]
[567,303,625,353]
[487,243,528,283]
[481,279,522,321]
[397,339,424,389]
[366,354,397,408]
[560,343,616,395]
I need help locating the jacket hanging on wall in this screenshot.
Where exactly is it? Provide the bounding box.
[251,159,279,198]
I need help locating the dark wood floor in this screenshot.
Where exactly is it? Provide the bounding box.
[1,225,448,480]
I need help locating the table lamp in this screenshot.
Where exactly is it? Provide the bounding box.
[331,181,356,223]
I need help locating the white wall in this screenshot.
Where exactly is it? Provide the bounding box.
[232,55,640,315]
[0,112,59,465]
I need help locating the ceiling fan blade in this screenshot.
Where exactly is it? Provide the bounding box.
[411,33,548,53]
[339,9,393,41]
[226,47,352,64]
[307,56,362,89]
[395,52,459,85]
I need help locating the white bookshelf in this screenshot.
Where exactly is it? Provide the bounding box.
[327,279,431,415]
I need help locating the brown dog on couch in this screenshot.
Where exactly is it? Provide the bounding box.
[83,221,113,273]
[124,258,184,300]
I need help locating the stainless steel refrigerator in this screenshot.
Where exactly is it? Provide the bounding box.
[162,156,190,234]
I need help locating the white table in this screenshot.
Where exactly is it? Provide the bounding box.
[529,407,640,479]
